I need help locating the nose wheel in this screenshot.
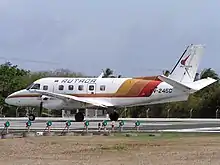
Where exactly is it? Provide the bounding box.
[28,114,35,121]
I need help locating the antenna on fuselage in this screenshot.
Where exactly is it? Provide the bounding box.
[97,69,105,78]
[97,72,104,78]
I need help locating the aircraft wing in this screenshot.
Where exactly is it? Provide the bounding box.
[29,89,112,108]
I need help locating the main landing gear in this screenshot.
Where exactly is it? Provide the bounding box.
[74,109,119,122]
[108,110,119,121]
[75,112,84,122]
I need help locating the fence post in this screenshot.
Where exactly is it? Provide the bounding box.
[167,109,170,118]
[146,108,150,118]
[0,106,3,116]
[190,108,193,118]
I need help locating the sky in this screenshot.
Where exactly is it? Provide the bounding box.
[0,0,220,77]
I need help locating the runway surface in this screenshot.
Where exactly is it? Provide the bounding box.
[0,117,220,133]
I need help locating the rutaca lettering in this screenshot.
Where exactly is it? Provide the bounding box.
[60,78,97,84]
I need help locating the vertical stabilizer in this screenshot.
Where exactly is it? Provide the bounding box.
[169,44,205,83]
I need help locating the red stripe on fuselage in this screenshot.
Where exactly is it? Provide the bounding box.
[139,80,161,97]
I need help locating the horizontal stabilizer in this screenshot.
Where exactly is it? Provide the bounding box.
[185,77,217,91]
[158,75,217,93]
[158,75,193,93]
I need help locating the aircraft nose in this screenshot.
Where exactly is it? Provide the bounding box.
[5,94,13,105]
[5,97,10,105]
[5,93,17,106]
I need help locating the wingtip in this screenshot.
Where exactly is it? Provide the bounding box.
[208,77,218,83]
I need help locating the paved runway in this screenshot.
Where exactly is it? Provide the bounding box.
[0,117,220,133]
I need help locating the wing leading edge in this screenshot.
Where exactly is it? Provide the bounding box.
[29,89,113,108]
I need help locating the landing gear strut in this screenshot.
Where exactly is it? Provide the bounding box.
[75,112,84,122]
[28,101,42,121]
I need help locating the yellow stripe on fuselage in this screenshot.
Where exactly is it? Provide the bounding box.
[126,80,151,96]
[114,79,140,96]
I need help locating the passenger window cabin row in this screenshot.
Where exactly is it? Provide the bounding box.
[55,84,106,91]
[29,83,106,91]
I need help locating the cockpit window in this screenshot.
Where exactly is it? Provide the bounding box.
[26,83,41,90]
[30,83,40,89]
[26,83,33,90]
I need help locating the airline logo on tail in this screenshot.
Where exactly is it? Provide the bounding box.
[180,54,192,68]
[181,55,190,66]
[180,54,192,78]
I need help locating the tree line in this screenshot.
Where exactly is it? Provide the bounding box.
[0,62,219,118]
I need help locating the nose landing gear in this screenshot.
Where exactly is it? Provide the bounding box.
[28,101,42,121]
[28,114,35,121]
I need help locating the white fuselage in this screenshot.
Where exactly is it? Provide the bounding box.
[5,77,189,110]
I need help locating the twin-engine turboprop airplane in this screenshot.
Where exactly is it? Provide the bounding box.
[5,44,217,122]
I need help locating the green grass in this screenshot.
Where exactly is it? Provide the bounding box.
[111,132,220,141]
[96,132,220,151]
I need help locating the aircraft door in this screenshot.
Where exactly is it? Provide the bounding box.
[87,84,96,94]
[49,84,55,92]
[49,84,55,93]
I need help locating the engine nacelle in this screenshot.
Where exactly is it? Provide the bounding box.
[42,99,64,110]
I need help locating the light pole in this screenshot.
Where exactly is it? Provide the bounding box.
[120,107,127,118]
[167,109,170,118]
[16,107,19,117]
[216,109,219,118]
[124,107,127,117]
[31,107,35,114]
[146,108,150,118]
[0,106,3,116]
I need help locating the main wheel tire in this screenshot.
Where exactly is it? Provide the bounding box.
[109,111,119,121]
[75,112,84,122]
[29,114,35,121]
